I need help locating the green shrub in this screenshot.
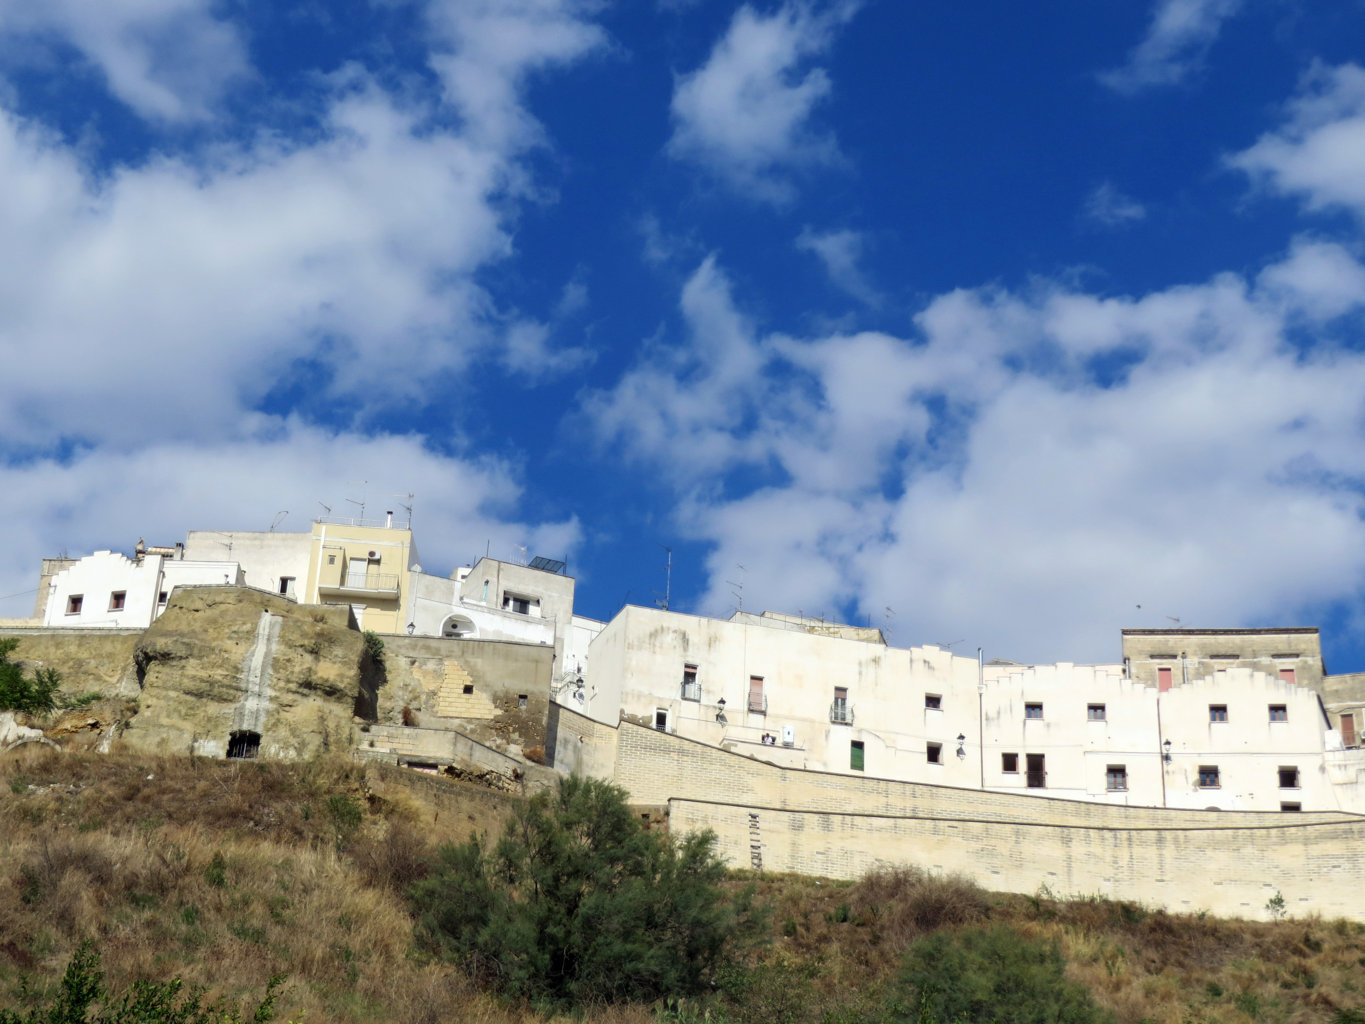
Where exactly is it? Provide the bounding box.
[0,943,281,1023]
[0,638,62,715]
[897,925,1112,1024]
[412,774,757,1008]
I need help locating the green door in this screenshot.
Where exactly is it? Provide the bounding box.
[850,741,865,772]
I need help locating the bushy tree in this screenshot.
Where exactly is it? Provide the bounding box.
[413,775,753,1007]
[897,925,1112,1024]
[0,638,61,715]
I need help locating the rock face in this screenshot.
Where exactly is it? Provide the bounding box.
[124,586,369,759]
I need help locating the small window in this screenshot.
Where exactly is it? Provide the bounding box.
[158,591,169,606]
[926,742,942,764]
[1198,765,1220,789]
[1025,702,1043,720]
[1209,704,1228,723]
[1001,752,1019,773]
[831,686,852,724]
[66,594,83,615]
[279,576,295,595]
[517,694,528,709]
[850,740,865,772]
[925,693,942,710]
[1106,765,1128,791]
[1269,704,1288,722]
[462,684,474,695]
[1278,766,1300,789]
[504,594,533,615]
[1087,703,1106,722]
[109,591,126,611]
[1280,802,1301,812]
[654,708,668,732]
[327,554,336,565]
[748,676,765,713]
[1279,668,1296,684]
[1156,666,1173,691]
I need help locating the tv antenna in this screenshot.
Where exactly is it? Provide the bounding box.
[269,510,289,532]
[345,480,367,521]
[654,545,672,611]
[393,493,415,527]
[317,501,332,516]
[726,564,746,613]
[882,605,895,642]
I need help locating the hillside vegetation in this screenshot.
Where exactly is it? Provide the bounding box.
[1,747,1363,1024]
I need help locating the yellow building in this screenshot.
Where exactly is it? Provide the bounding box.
[303,515,417,634]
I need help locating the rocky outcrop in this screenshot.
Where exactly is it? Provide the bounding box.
[124,586,367,759]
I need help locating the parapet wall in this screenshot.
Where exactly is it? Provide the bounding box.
[607,720,1365,921]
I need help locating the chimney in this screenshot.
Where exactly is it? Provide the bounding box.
[386,510,394,528]
[175,542,185,560]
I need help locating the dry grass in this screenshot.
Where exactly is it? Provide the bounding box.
[3,746,1365,1024]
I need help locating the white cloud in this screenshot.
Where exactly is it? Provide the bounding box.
[0,0,609,614]
[425,0,609,150]
[1101,0,1241,93]
[668,0,859,201]
[1230,63,1365,221]
[0,0,249,121]
[796,226,880,304]
[1083,182,1147,227]
[0,423,580,619]
[588,246,1365,664]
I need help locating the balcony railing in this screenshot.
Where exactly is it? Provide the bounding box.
[1026,771,1047,789]
[748,694,767,714]
[319,570,401,596]
[829,701,854,724]
[681,681,701,702]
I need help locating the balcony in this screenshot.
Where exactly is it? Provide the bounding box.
[748,694,767,714]
[829,701,854,725]
[681,681,701,702]
[318,570,400,599]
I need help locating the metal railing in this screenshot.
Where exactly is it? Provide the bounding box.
[829,701,854,724]
[681,681,701,702]
[321,570,401,593]
[748,694,767,714]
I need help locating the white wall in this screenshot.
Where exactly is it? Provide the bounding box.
[184,531,311,597]
[42,551,243,628]
[584,605,1352,813]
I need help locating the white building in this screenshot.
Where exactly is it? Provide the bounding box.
[578,605,1365,814]
[42,549,242,628]
[183,530,312,599]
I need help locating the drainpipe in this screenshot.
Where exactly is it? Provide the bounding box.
[1181,651,1188,688]
[1156,689,1168,808]
[978,647,985,789]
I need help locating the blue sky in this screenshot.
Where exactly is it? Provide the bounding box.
[1,0,1364,671]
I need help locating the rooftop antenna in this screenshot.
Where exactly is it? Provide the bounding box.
[345,480,367,521]
[654,545,672,611]
[882,605,895,643]
[935,637,965,649]
[726,563,746,613]
[269,511,289,532]
[317,501,332,516]
[393,493,414,527]
[1165,615,1181,625]
[518,545,528,566]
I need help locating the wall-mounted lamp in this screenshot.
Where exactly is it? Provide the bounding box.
[716,697,726,707]
[1163,739,1172,763]
[956,733,967,759]
[406,622,415,635]
[715,711,728,725]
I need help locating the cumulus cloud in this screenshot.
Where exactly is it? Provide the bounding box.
[1101,0,1241,93]
[1230,63,1365,221]
[796,226,880,304]
[668,0,859,201]
[0,423,580,618]
[0,0,608,614]
[1083,182,1147,227]
[587,247,1365,664]
[0,0,249,121]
